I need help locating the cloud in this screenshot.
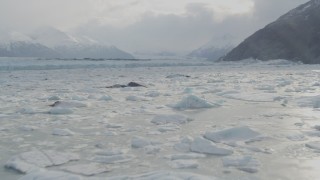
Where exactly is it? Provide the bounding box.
[74,0,308,53]
[0,0,309,53]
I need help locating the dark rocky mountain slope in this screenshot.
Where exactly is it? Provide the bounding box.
[223,0,320,64]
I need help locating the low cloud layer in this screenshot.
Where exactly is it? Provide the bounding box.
[0,0,309,53]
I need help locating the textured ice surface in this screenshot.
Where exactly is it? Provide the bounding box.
[190,137,233,155]
[151,114,192,125]
[170,95,218,110]
[6,150,79,173]
[62,163,111,176]
[204,126,262,143]
[2,58,320,180]
[222,156,260,173]
[52,128,75,136]
[306,141,320,150]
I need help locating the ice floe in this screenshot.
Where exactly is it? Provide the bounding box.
[19,170,84,180]
[306,141,320,150]
[49,107,73,115]
[169,95,219,110]
[296,95,320,108]
[99,95,113,101]
[52,128,75,136]
[151,114,192,125]
[222,156,260,173]
[190,137,233,155]
[131,136,160,148]
[174,136,194,152]
[5,150,79,173]
[204,126,262,144]
[20,170,215,180]
[92,154,134,164]
[158,124,181,132]
[169,160,199,169]
[62,163,111,176]
[165,153,206,160]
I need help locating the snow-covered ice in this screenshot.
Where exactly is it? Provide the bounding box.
[1,57,320,180]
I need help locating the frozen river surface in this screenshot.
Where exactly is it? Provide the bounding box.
[0,58,320,180]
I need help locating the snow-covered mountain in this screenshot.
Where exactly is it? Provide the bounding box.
[0,27,134,59]
[188,35,237,61]
[223,0,320,64]
[0,32,60,58]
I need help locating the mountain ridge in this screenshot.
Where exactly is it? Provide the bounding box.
[0,27,134,59]
[223,0,320,64]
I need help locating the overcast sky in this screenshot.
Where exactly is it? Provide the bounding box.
[0,0,309,53]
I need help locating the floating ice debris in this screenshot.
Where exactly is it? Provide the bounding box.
[21,170,215,180]
[92,154,134,164]
[121,171,213,179]
[18,107,36,114]
[99,95,113,101]
[106,123,123,129]
[62,163,111,176]
[151,114,192,125]
[166,153,206,160]
[52,128,75,136]
[49,107,73,115]
[170,160,199,169]
[296,95,320,108]
[96,149,128,156]
[204,126,262,143]
[306,141,320,150]
[190,137,233,155]
[72,95,87,101]
[174,136,193,152]
[144,145,161,154]
[19,170,83,180]
[166,74,190,78]
[131,136,160,148]
[126,95,148,101]
[183,87,193,94]
[104,131,118,136]
[48,95,60,101]
[145,91,160,97]
[287,133,307,141]
[158,124,181,132]
[170,95,219,110]
[222,156,260,173]
[19,125,38,131]
[218,91,275,102]
[5,150,79,173]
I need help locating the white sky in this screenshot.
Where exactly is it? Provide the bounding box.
[0,0,309,53]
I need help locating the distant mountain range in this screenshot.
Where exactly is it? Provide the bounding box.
[223,0,320,64]
[188,35,237,61]
[0,27,134,59]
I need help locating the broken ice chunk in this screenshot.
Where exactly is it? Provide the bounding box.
[151,114,192,125]
[204,126,262,143]
[190,137,233,155]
